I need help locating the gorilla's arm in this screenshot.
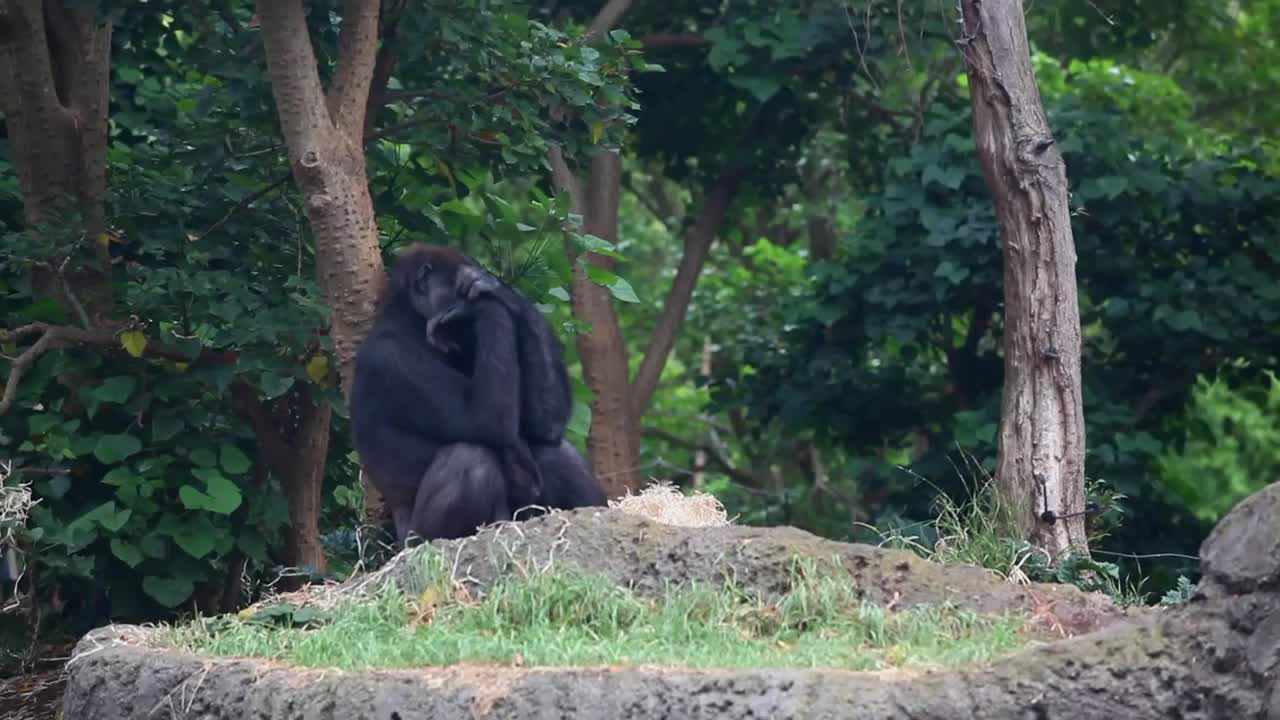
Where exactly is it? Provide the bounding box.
[363,299,522,447]
[453,266,574,444]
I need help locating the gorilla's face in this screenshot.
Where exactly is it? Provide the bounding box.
[407,259,460,323]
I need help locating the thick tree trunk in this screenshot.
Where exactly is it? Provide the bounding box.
[572,152,641,497]
[959,0,1088,556]
[254,0,388,524]
[0,0,114,319]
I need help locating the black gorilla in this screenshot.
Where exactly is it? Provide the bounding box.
[350,244,606,543]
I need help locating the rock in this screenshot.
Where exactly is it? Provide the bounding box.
[356,508,1131,634]
[1200,481,1280,593]
[61,488,1280,720]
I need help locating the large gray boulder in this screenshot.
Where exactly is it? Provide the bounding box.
[61,483,1280,719]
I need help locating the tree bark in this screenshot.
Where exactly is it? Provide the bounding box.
[254,0,389,524]
[574,152,641,497]
[959,0,1088,556]
[0,0,114,319]
[231,382,332,582]
[550,3,744,498]
[629,169,741,421]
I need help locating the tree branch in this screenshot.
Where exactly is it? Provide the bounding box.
[193,174,291,243]
[584,0,633,42]
[362,0,407,138]
[254,0,334,164]
[548,146,586,212]
[0,322,149,415]
[0,322,228,416]
[327,0,382,135]
[640,32,708,49]
[642,425,755,486]
[629,167,742,420]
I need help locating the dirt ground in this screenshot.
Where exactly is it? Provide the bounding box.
[1,665,65,719]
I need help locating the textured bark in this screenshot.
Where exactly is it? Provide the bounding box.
[551,150,638,498]
[802,159,837,262]
[549,3,742,497]
[231,382,332,581]
[629,169,740,420]
[959,0,1088,556]
[575,152,641,497]
[0,0,114,318]
[254,0,388,523]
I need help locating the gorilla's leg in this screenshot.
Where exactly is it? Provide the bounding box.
[405,443,513,542]
[532,440,608,510]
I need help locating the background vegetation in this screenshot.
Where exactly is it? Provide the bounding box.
[1,0,1276,664]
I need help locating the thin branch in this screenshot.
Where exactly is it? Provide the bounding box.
[639,32,708,49]
[642,425,755,486]
[0,322,225,416]
[193,174,291,243]
[0,324,107,415]
[362,0,408,138]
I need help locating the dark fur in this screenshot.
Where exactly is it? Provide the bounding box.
[426,249,607,514]
[350,244,604,544]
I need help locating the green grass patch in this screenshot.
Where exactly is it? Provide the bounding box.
[157,552,1029,672]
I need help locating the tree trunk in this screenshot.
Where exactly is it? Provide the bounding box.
[574,152,641,497]
[254,0,389,525]
[0,0,114,319]
[231,382,331,583]
[958,0,1088,556]
[548,1,743,499]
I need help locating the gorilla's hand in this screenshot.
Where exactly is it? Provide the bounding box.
[426,303,467,354]
[456,264,502,302]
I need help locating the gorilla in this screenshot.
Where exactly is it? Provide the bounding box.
[350,244,606,543]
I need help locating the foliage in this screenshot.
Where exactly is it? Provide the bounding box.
[702,55,1280,592]
[1157,372,1280,523]
[1159,576,1198,606]
[0,0,642,623]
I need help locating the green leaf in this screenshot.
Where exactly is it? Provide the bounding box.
[1095,176,1129,199]
[190,448,217,468]
[576,233,627,260]
[151,409,184,443]
[28,414,61,436]
[922,164,967,190]
[97,505,132,533]
[139,533,168,559]
[568,399,592,437]
[203,474,244,515]
[237,532,268,562]
[172,522,216,559]
[727,74,783,102]
[39,474,72,500]
[101,467,134,486]
[94,376,137,404]
[142,575,195,608]
[547,286,571,302]
[258,372,295,400]
[584,265,640,303]
[111,539,145,568]
[93,434,142,464]
[179,484,211,510]
[219,444,252,475]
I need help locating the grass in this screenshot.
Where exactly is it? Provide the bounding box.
[157,552,1029,673]
[868,451,1152,607]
